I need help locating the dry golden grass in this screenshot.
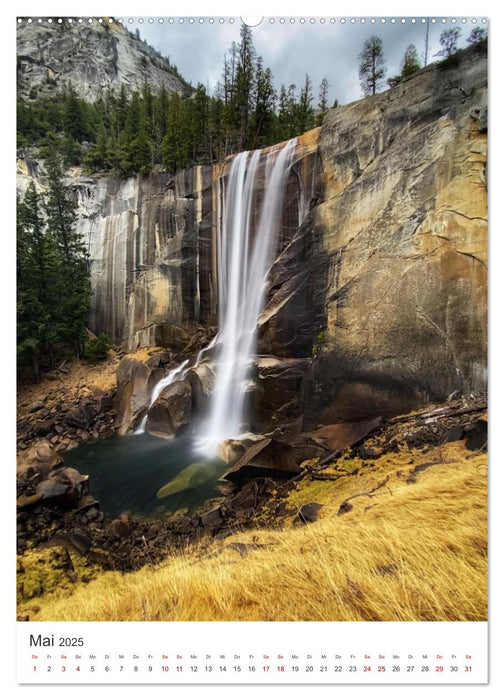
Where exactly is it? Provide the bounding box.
[18,441,487,622]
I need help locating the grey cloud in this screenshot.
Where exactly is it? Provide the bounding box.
[135,17,484,105]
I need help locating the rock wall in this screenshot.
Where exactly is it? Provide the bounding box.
[251,47,487,428]
[17,46,488,433]
[74,167,214,349]
[304,48,487,424]
[17,19,187,101]
[69,131,321,355]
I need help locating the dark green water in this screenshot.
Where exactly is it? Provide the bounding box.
[64,433,228,519]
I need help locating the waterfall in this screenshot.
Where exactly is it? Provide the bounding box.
[134,359,190,434]
[137,138,296,451]
[135,337,217,435]
[200,138,297,451]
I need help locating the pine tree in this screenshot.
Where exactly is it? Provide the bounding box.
[297,74,315,133]
[209,95,226,162]
[44,156,91,357]
[436,28,461,58]
[317,78,329,125]
[234,24,256,149]
[162,92,184,172]
[400,44,421,78]
[115,84,128,134]
[83,123,108,172]
[153,84,169,164]
[467,27,487,44]
[118,91,152,176]
[64,86,88,142]
[276,83,298,141]
[358,36,387,95]
[251,56,276,147]
[17,184,49,380]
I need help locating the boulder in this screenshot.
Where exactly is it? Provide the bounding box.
[36,480,69,502]
[308,417,382,453]
[75,494,100,513]
[31,418,55,437]
[66,405,95,430]
[114,356,165,434]
[187,363,216,413]
[464,418,487,451]
[34,466,89,506]
[295,502,323,524]
[200,505,223,528]
[108,519,131,540]
[16,439,63,477]
[216,438,250,464]
[146,379,192,439]
[223,438,304,485]
[47,530,92,556]
[95,390,115,413]
[16,493,43,509]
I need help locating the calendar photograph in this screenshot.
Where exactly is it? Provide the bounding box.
[16,13,487,643]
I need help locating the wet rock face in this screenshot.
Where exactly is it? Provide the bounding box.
[145,379,193,439]
[114,357,165,434]
[75,167,214,349]
[249,356,311,433]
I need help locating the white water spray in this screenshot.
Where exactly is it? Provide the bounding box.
[200,138,297,451]
[134,359,190,434]
[136,139,296,451]
[135,337,218,435]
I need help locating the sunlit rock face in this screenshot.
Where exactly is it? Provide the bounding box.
[17,46,487,432]
[17,19,187,101]
[303,48,487,424]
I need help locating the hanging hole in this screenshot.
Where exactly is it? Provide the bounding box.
[241,17,263,27]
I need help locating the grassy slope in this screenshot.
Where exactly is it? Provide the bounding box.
[18,439,487,622]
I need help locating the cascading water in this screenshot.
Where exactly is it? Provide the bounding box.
[135,337,217,435]
[138,138,296,453]
[134,359,190,434]
[200,138,297,451]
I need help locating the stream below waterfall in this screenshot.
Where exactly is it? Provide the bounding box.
[63,139,299,518]
[64,432,229,519]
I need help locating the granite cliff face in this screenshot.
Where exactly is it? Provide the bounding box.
[17,19,187,101]
[17,47,487,433]
[304,49,487,424]
[74,167,214,348]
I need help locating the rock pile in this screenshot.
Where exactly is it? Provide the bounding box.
[17,386,116,454]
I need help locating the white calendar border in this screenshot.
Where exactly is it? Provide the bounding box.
[5,0,501,698]
[16,620,488,684]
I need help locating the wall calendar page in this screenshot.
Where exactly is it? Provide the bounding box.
[12,3,492,696]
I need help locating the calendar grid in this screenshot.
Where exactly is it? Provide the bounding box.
[17,621,488,684]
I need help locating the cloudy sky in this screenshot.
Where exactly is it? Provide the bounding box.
[128,16,485,106]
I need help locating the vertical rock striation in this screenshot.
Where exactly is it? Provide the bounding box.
[17,46,488,433]
[74,167,214,349]
[304,48,487,424]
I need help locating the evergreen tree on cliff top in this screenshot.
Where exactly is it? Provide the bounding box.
[359,36,386,96]
[436,28,461,58]
[234,23,256,150]
[400,44,422,78]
